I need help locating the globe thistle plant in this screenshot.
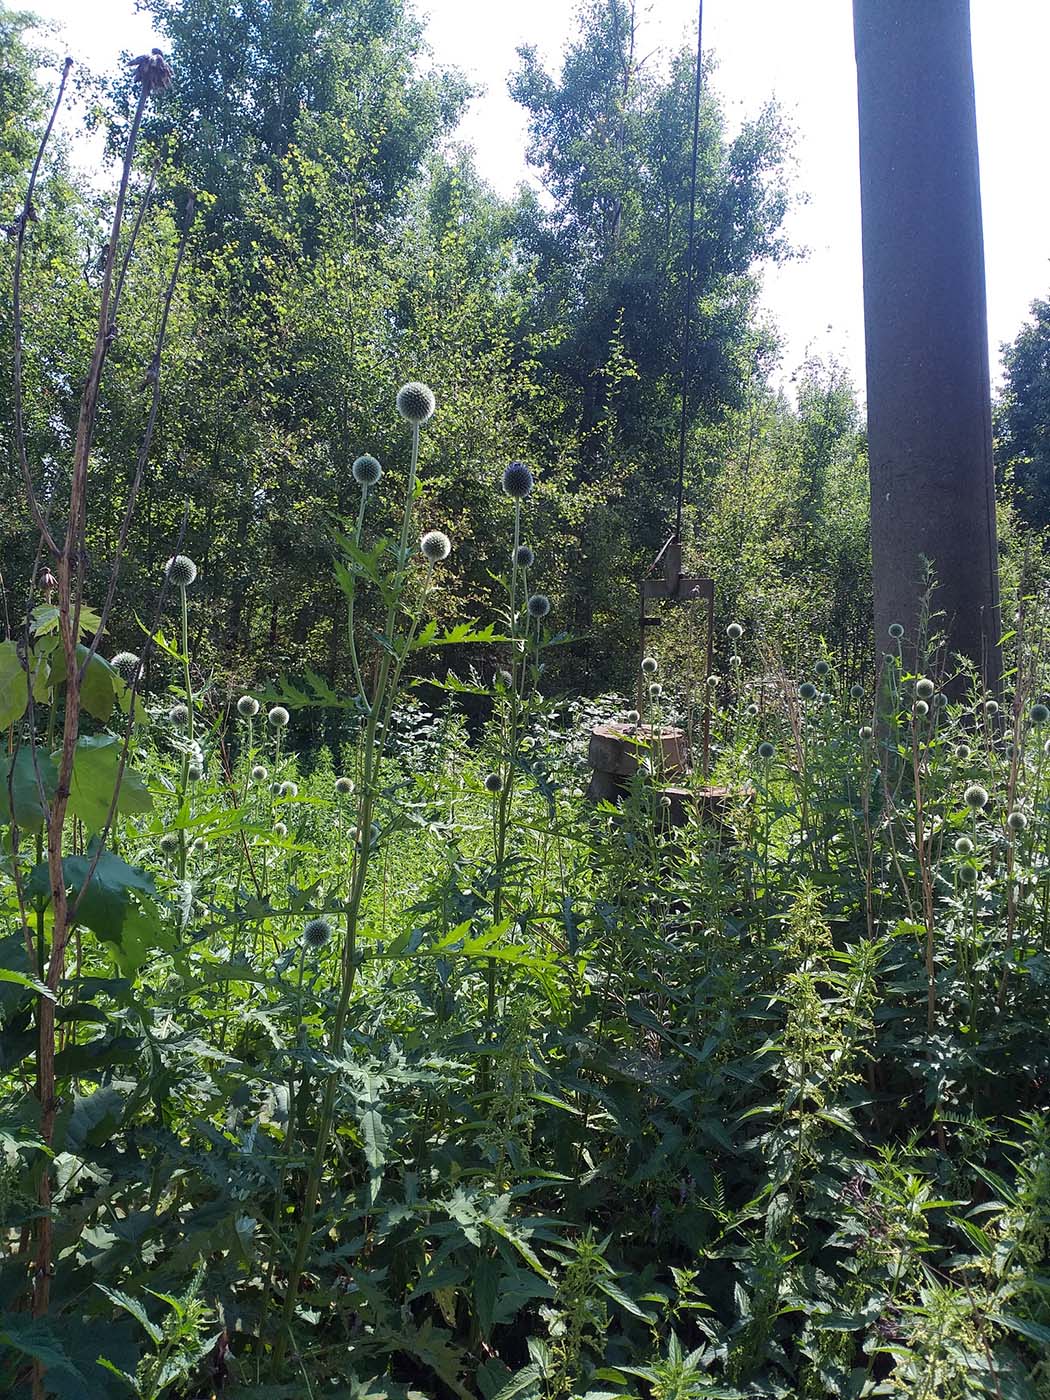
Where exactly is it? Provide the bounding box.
[914,700,929,718]
[641,656,658,676]
[648,682,662,701]
[502,460,533,499]
[277,781,298,799]
[268,706,290,728]
[169,703,189,725]
[626,709,640,726]
[395,381,435,425]
[1007,810,1028,834]
[334,776,353,796]
[964,784,989,810]
[850,684,865,700]
[799,682,817,701]
[954,835,974,856]
[726,622,744,641]
[251,764,268,783]
[352,453,382,487]
[859,725,874,740]
[159,832,179,855]
[513,544,535,569]
[302,917,332,950]
[237,695,259,718]
[814,660,830,677]
[888,622,905,640]
[527,593,550,619]
[187,763,203,783]
[111,651,141,683]
[758,741,775,761]
[1032,703,1050,726]
[915,677,935,700]
[273,821,288,839]
[484,772,503,794]
[165,554,197,588]
[420,529,451,564]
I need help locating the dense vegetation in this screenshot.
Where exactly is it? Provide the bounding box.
[1,2,1049,1398]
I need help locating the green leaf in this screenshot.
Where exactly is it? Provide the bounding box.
[0,968,55,1002]
[28,848,160,967]
[79,650,118,722]
[0,641,28,730]
[67,735,153,833]
[354,1070,389,1207]
[0,747,57,830]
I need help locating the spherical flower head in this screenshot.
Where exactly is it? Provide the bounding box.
[850,684,864,700]
[859,724,874,740]
[658,794,672,809]
[959,863,978,884]
[165,554,197,588]
[648,682,662,700]
[237,695,259,718]
[111,651,141,683]
[187,763,203,782]
[745,703,759,717]
[334,776,353,796]
[888,622,905,640]
[484,772,503,794]
[352,453,382,487]
[913,700,929,718]
[641,656,658,676]
[273,821,288,838]
[159,833,179,855]
[964,783,988,810]
[955,743,972,761]
[497,669,513,689]
[268,705,290,728]
[396,381,435,425]
[626,709,640,725]
[251,764,268,783]
[420,529,451,563]
[169,703,189,725]
[814,660,830,677]
[1031,703,1050,726]
[302,916,332,950]
[729,654,741,668]
[954,835,974,855]
[527,593,550,619]
[513,544,535,569]
[758,741,775,760]
[799,682,817,701]
[277,780,298,799]
[1007,810,1028,833]
[502,460,533,499]
[726,622,743,641]
[915,677,935,700]
[984,699,999,715]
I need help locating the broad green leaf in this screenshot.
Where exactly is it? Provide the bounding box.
[67,735,153,833]
[0,641,28,729]
[354,1070,389,1207]
[0,747,57,830]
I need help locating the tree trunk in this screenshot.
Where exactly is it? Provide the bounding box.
[853,0,1001,690]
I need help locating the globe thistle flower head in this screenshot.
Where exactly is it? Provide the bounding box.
[334,776,353,796]
[484,772,503,794]
[237,695,259,718]
[915,677,935,700]
[277,780,298,799]
[527,593,550,619]
[955,743,972,762]
[111,651,141,683]
[888,622,905,640]
[1031,703,1050,726]
[1007,810,1028,833]
[273,820,288,839]
[502,460,533,499]
[959,863,978,884]
[159,832,179,855]
[745,703,759,717]
[268,705,290,728]
[984,699,999,715]
[659,794,672,809]
[497,669,514,689]
[859,725,874,740]
[913,700,929,718]
[396,381,435,425]
[964,783,989,810]
[251,764,268,783]
[954,835,974,855]
[169,703,189,725]
[165,554,198,588]
[729,654,742,668]
[626,709,640,726]
[799,682,818,701]
[641,656,659,676]
[302,917,332,950]
[420,529,451,563]
[513,544,535,569]
[814,660,830,677]
[352,453,382,487]
[758,741,775,760]
[187,763,203,782]
[850,684,865,700]
[726,622,744,641]
[648,682,662,700]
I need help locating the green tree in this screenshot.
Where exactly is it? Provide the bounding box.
[996,298,1050,529]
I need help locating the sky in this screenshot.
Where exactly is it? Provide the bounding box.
[25,0,1050,396]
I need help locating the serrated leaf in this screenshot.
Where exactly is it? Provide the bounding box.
[0,641,28,729]
[66,735,153,833]
[0,747,57,830]
[354,1070,389,1207]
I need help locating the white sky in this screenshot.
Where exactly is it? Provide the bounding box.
[26,0,1050,395]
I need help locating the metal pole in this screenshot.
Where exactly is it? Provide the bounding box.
[853,0,1001,691]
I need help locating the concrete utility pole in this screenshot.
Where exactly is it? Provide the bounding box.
[853,0,1001,690]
